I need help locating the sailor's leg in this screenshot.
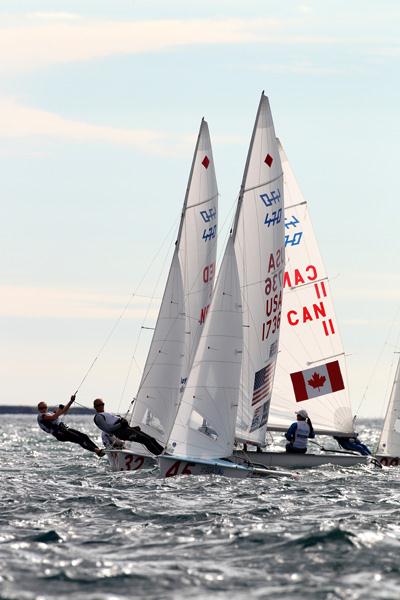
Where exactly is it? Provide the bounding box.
[63,428,100,454]
[118,427,164,455]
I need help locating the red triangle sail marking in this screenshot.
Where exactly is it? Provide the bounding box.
[264,154,273,167]
[202,156,210,169]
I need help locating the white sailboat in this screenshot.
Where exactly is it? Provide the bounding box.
[376,354,400,466]
[233,140,368,468]
[159,93,289,478]
[107,119,219,472]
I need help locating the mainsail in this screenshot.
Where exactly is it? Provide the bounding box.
[130,119,218,446]
[234,93,285,446]
[377,355,400,455]
[268,140,354,436]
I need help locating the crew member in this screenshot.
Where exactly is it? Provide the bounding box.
[93,399,164,455]
[334,434,371,456]
[285,409,315,454]
[37,395,105,457]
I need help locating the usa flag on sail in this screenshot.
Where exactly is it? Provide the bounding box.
[252,362,274,406]
[290,360,345,402]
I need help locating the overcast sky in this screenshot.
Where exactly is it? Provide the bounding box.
[2,0,399,419]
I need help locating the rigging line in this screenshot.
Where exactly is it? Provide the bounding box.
[76,215,179,397]
[356,304,400,416]
[117,234,178,413]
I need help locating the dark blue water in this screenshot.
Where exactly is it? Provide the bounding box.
[1,416,399,599]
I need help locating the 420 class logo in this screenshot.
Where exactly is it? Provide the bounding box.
[260,188,282,227]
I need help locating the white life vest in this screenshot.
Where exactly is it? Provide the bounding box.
[293,421,310,449]
[37,413,61,436]
[94,411,121,433]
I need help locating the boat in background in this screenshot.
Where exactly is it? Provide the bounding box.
[375,354,400,466]
[159,93,291,479]
[107,119,219,471]
[233,140,368,468]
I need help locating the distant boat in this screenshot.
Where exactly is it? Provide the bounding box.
[233,140,368,468]
[159,93,291,479]
[107,119,219,472]
[375,354,400,466]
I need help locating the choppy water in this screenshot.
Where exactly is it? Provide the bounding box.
[1,416,399,600]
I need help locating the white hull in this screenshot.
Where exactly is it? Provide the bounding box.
[106,450,156,472]
[232,450,368,468]
[158,454,292,479]
[375,454,400,467]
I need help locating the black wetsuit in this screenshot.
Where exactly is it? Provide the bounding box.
[94,413,164,455]
[38,415,99,454]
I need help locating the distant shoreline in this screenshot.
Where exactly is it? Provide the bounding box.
[0,406,93,415]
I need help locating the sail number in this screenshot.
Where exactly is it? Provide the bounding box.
[165,460,195,477]
[124,454,145,471]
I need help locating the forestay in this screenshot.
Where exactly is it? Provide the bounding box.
[268,141,354,436]
[378,356,400,456]
[234,93,285,446]
[130,120,218,446]
[168,237,243,459]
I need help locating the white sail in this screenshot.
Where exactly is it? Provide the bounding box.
[129,250,186,443]
[268,140,354,436]
[234,93,285,446]
[178,119,219,381]
[130,120,218,446]
[168,237,243,459]
[378,356,400,455]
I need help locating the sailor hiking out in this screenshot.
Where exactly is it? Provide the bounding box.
[37,395,105,456]
[285,409,315,454]
[93,399,164,455]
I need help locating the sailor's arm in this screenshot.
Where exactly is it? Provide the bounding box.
[46,395,75,419]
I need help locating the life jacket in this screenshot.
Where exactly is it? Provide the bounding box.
[94,411,121,433]
[37,413,61,436]
[293,421,310,449]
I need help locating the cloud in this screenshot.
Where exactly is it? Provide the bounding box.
[26,12,82,21]
[0,96,244,153]
[0,285,161,319]
[0,97,169,153]
[0,17,336,72]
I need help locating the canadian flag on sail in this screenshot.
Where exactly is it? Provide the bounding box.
[290,360,345,402]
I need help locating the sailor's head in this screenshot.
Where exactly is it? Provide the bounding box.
[93,398,105,412]
[295,409,308,421]
[37,402,47,413]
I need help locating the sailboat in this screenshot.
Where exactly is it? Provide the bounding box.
[159,93,289,479]
[107,119,219,472]
[376,354,400,466]
[233,140,368,468]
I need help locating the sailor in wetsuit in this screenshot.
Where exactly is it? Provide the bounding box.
[285,409,315,454]
[37,395,105,457]
[93,399,164,455]
[334,433,371,456]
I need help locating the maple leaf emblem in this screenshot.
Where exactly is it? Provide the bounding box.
[307,372,326,390]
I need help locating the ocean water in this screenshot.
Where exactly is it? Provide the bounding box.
[1,416,399,600]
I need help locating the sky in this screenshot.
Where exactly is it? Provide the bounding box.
[1,0,399,418]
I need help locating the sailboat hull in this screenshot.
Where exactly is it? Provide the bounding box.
[232,450,368,468]
[106,450,156,472]
[158,454,291,479]
[375,454,400,467]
